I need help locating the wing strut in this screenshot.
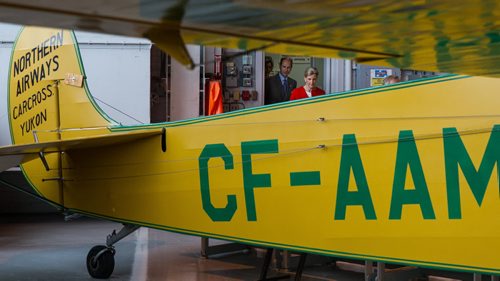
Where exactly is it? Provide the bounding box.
[33,131,50,171]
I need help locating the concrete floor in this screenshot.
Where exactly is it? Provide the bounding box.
[0,214,366,281]
[0,214,494,281]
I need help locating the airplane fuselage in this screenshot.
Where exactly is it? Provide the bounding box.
[4,27,499,276]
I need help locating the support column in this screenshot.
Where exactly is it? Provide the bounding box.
[170,45,201,121]
[323,58,352,94]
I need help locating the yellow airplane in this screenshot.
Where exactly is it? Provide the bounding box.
[0,1,498,279]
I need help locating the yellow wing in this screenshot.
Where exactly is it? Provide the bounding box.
[0,1,499,76]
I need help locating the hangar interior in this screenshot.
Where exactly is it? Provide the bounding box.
[0,23,494,281]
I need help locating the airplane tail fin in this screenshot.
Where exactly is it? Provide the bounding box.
[4,26,118,207]
[8,26,114,146]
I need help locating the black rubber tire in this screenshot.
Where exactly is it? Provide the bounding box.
[86,245,115,279]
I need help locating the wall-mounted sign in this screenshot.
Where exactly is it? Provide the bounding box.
[370,68,393,86]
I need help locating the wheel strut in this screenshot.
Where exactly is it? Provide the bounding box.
[86,224,140,279]
[106,224,140,247]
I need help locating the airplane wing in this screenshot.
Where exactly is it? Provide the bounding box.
[0,129,163,172]
[0,1,498,76]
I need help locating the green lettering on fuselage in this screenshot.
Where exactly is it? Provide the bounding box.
[241,139,279,221]
[390,130,435,220]
[335,134,376,220]
[197,125,499,222]
[199,144,237,221]
[443,125,500,219]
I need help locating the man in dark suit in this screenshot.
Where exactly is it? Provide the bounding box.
[265,57,297,105]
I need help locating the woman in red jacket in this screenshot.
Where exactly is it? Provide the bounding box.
[290,67,325,100]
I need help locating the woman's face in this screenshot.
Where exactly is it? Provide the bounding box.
[304,74,318,89]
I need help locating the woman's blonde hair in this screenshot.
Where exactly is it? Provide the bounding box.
[304,67,319,77]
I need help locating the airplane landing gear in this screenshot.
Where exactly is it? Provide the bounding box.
[86,224,139,279]
[87,245,115,279]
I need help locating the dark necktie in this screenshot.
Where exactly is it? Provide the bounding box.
[282,78,289,96]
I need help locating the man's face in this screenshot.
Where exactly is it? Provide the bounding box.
[280,59,292,77]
